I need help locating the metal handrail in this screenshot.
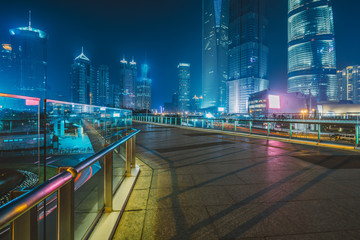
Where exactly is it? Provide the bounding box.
[0,171,73,229]
[75,128,140,173]
[0,128,140,231]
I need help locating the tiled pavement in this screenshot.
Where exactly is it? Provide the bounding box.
[113,123,360,240]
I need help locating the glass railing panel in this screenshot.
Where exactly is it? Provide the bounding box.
[320,123,355,146]
[251,121,268,135]
[74,162,104,240]
[0,93,41,207]
[269,122,291,139]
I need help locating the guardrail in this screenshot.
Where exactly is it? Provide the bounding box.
[134,115,360,149]
[0,128,140,240]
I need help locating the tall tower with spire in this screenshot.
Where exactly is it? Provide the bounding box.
[9,11,48,98]
[70,47,95,104]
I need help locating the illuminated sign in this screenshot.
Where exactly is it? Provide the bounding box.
[25,99,39,106]
[268,95,280,109]
[2,44,12,51]
[218,107,225,112]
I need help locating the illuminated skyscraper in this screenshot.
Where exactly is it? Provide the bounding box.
[227,0,269,114]
[337,66,360,103]
[120,57,137,110]
[0,44,13,93]
[136,64,152,111]
[9,13,48,98]
[97,65,110,107]
[70,48,94,104]
[178,63,191,113]
[202,0,229,110]
[288,0,337,102]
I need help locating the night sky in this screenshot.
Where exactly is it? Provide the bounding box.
[0,0,359,108]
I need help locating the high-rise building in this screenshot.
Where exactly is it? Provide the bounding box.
[288,0,337,102]
[178,63,191,113]
[337,66,360,103]
[136,64,152,111]
[70,48,95,104]
[202,0,229,110]
[9,14,48,98]
[191,95,203,113]
[97,65,110,107]
[119,57,137,110]
[110,84,120,108]
[0,44,13,93]
[227,0,269,114]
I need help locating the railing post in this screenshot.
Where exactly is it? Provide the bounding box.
[249,121,252,134]
[267,122,270,137]
[104,144,113,213]
[356,125,359,148]
[187,118,189,126]
[180,118,182,126]
[175,118,177,125]
[318,124,321,144]
[211,120,214,129]
[131,136,136,167]
[126,138,132,177]
[289,123,292,139]
[222,120,224,131]
[10,191,38,240]
[57,167,75,240]
[202,119,204,128]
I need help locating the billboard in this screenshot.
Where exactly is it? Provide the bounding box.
[268,95,280,109]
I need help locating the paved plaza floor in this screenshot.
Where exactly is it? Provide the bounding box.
[114,123,360,239]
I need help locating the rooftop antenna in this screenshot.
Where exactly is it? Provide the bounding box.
[28,10,32,29]
[81,46,84,54]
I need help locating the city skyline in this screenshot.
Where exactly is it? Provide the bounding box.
[0,1,360,108]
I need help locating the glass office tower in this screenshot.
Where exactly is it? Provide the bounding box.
[288,0,337,102]
[97,65,110,107]
[9,22,48,98]
[70,48,94,104]
[136,64,152,111]
[178,63,191,113]
[227,0,269,114]
[119,58,137,110]
[202,0,229,110]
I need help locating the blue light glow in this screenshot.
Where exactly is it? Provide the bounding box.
[214,0,223,27]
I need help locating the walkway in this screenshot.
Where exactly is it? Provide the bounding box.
[113,123,360,239]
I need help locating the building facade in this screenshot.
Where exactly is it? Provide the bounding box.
[136,64,152,111]
[337,66,360,104]
[9,20,48,98]
[0,44,13,93]
[97,65,110,107]
[288,0,337,102]
[119,58,137,110]
[202,0,229,110]
[178,63,191,113]
[227,0,269,114]
[70,48,95,104]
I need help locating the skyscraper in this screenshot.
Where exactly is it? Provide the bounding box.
[0,44,13,93]
[9,13,48,98]
[337,66,360,103]
[97,65,110,107]
[288,0,337,102]
[136,64,152,111]
[119,57,137,110]
[202,0,229,110]
[178,63,191,113]
[227,0,269,114]
[70,48,94,104]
